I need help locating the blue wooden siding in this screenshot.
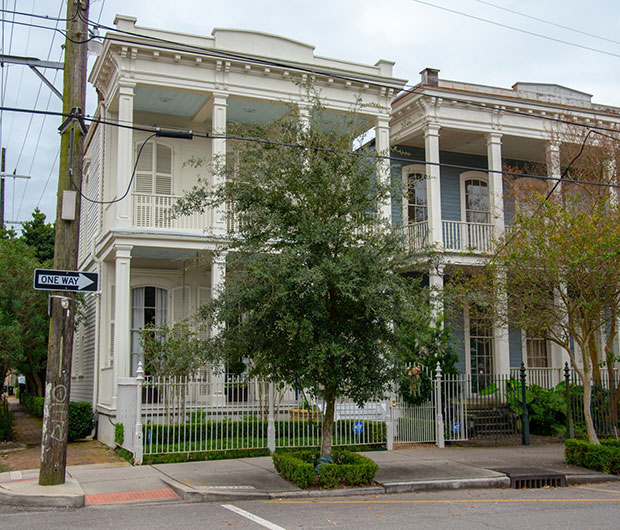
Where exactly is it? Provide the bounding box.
[509,326,523,368]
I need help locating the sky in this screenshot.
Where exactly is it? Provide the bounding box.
[1,0,619,228]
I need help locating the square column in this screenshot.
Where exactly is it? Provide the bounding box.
[375,116,392,224]
[546,141,561,196]
[210,93,228,235]
[486,132,505,236]
[429,266,444,323]
[115,81,135,227]
[424,124,442,247]
[210,254,227,406]
[494,270,510,377]
[112,244,132,407]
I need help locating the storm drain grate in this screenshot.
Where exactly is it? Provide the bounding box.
[491,467,567,489]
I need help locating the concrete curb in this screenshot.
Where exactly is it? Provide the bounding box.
[566,473,620,485]
[381,476,511,493]
[0,477,85,508]
[159,476,270,503]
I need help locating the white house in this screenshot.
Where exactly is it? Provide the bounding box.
[72,15,406,446]
[390,68,620,389]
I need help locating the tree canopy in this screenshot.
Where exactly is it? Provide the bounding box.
[178,97,430,455]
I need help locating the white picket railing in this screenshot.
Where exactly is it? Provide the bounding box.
[442,220,493,252]
[397,222,429,252]
[132,193,211,231]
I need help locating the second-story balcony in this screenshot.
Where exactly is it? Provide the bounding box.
[398,220,494,254]
[133,193,211,232]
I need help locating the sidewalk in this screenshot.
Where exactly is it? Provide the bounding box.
[1,441,618,508]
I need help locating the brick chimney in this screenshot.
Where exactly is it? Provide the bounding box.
[420,68,440,86]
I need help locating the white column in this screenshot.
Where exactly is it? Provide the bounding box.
[211,93,228,235]
[429,266,444,323]
[605,156,618,205]
[116,81,135,227]
[494,271,510,377]
[486,132,505,236]
[210,254,227,405]
[424,123,442,247]
[546,141,561,197]
[113,244,132,407]
[375,115,392,225]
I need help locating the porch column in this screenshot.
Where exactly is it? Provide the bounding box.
[546,141,561,197]
[112,244,132,407]
[424,123,442,247]
[211,93,228,235]
[605,156,618,205]
[210,254,227,406]
[429,266,444,323]
[375,115,392,224]
[486,132,505,236]
[494,270,510,377]
[116,81,135,228]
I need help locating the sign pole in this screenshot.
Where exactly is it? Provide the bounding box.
[39,0,89,486]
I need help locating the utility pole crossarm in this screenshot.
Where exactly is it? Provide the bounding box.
[0,55,64,101]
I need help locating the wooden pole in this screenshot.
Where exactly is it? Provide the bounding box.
[39,0,89,486]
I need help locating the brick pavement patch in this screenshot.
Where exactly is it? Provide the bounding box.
[86,488,178,505]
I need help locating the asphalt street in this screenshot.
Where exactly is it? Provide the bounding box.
[1,482,619,530]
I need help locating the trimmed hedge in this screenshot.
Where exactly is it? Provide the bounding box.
[565,439,620,475]
[0,399,12,441]
[272,449,379,489]
[143,419,386,446]
[19,393,93,442]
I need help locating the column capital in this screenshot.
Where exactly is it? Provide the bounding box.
[210,92,229,107]
[118,80,136,94]
[546,140,561,153]
[423,122,441,138]
[375,114,390,128]
[486,131,503,145]
[114,244,133,259]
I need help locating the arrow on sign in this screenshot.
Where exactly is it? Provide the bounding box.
[78,273,94,291]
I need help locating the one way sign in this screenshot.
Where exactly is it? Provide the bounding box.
[33,269,99,292]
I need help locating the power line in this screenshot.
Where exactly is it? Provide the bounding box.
[472,0,620,47]
[410,0,620,59]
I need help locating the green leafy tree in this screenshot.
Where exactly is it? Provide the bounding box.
[0,238,48,395]
[20,208,55,264]
[178,97,426,457]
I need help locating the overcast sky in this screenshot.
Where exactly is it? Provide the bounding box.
[2,0,619,227]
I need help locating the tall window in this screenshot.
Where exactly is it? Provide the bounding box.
[130,287,168,376]
[526,331,549,368]
[465,178,489,224]
[135,141,172,196]
[469,307,494,392]
[407,173,428,223]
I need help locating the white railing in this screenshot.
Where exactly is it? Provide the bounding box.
[398,222,429,252]
[510,367,563,389]
[442,221,493,252]
[133,193,211,231]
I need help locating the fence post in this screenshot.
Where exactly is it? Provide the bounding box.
[435,362,445,448]
[564,361,575,439]
[134,362,144,465]
[520,362,530,446]
[386,391,394,451]
[267,381,276,453]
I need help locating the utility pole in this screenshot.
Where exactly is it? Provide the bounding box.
[39,0,89,486]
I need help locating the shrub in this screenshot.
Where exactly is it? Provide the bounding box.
[68,401,93,441]
[0,398,12,441]
[565,439,620,475]
[19,393,93,441]
[272,449,378,489]
[115,423,124,445]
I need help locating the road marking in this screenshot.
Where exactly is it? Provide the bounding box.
[222,504,287,530]
[9,471,22,481]
[267,497,620,505]
[574,485,620,494]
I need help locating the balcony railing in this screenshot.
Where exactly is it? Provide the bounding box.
[442,220,493,253]
[133,193,210,232]
[398,220,493,253]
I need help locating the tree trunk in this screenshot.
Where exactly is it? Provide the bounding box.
[604,313,618,429]
[320,393,336,456]
[582,369,600,444]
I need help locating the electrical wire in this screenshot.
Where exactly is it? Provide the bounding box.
[472,0,620,47]
[410,0,620,59]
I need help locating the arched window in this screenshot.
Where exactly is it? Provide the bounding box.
[130,286,168,376]
[403,165,428,225]
[463,176,489,224]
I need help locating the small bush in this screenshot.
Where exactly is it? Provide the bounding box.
[565,439,620,475]
[0,398,12,441]
[115,423,124,445]
[273,449,378,489]
[19,393,93,442]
